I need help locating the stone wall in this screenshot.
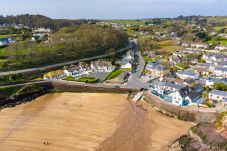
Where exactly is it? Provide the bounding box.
[144,92,218,123]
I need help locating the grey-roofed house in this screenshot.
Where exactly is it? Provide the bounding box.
[206,78,227,87]
[171,86,202,106]
[176,70,199,80]
[146,62,170,77]
[213,67,227,78]
[209,89,227,103]
[154,81,185,95]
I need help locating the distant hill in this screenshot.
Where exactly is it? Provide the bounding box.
[0,14,95,30]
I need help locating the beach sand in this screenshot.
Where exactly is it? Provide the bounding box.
[0,93,192,151]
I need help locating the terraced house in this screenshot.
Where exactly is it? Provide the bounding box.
[209,89,227,104]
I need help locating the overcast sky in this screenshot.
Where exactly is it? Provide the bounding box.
[0,0,227,19]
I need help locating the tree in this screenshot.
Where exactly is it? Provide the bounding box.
[213,82,227,91]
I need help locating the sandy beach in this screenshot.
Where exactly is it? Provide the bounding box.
[0,93,192,151]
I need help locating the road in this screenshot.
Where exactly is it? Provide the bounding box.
[0,41,149,90]
[0,45,132,76]
[125,40,150,89]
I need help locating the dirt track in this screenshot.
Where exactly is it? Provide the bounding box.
[0,93,192,151]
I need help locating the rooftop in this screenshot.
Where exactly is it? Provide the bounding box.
[209,89,227,97]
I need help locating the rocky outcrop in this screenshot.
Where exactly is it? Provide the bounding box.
[169,123,227,151]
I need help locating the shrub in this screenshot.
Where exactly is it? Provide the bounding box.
[202,101,216,108]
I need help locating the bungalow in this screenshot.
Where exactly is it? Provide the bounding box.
[146,62,170,77]
[43,70,65,80]
[209,89,227,103]
[91,60,114,72]
[176,70,199,80]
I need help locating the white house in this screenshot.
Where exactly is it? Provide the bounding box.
[120,61,132,69]
[171,87,202,106]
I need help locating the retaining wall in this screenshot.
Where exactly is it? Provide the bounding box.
[144,92,218,123]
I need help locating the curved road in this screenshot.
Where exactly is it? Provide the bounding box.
[0,45,132,76]
[0,41,149,89]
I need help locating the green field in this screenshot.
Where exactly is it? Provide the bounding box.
[108,69,122,80]
[208,37,227,45]
[214,26,227,32]
[106,20,145,25]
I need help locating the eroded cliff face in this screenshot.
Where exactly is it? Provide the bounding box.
[169,122,227,151]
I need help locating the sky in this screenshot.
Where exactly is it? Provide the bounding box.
[0,0,227,19]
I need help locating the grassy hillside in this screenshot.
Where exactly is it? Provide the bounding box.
[0,24,128,71]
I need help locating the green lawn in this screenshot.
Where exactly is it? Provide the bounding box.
[63,76,98,83]
[208,37,227,45]
[175,63,188,70]
[143,56,154,62]
[62,76,77,81]
[0,47,7,57]
[0,34,17,39]
[108,69,122,80]
[213,26,227,32]
[77,77,98,83]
